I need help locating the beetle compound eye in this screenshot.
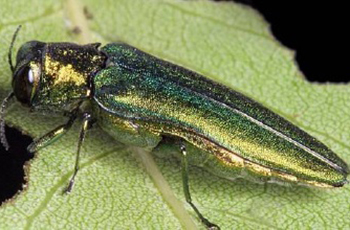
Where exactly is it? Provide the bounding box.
[12,62,41,106]
[13,66,35,106]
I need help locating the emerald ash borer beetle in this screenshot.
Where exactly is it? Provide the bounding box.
[1,26,349,229]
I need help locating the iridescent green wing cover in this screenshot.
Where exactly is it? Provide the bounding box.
[92,43,348,186]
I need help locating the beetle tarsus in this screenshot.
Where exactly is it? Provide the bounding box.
[64,179,75,194]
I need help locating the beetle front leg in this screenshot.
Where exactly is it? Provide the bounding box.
[27,113,77,153]
[180,143,220,230]
[64,113,93,193]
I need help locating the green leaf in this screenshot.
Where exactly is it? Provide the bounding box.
[1,0,350,229]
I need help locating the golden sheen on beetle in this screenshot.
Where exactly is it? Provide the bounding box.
[1,27,348,229]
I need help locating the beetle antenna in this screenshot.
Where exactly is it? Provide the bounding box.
[1,26,21,151]
[0,92,14,151]
[8,25,22,73]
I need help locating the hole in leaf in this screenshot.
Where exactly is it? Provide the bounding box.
[0,126,33,204]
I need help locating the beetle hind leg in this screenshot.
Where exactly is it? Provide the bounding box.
[180,142,220,230]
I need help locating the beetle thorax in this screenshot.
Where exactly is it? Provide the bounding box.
[33,43,106,112]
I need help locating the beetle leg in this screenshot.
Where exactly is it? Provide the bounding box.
[27,113,77,153]
[180,142,220,230]
[64,112,93,194]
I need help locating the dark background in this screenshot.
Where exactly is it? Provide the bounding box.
[0,1,349,203]
[234,0,349,83]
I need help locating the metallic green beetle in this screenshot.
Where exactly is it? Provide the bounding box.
[1,29,348,229]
